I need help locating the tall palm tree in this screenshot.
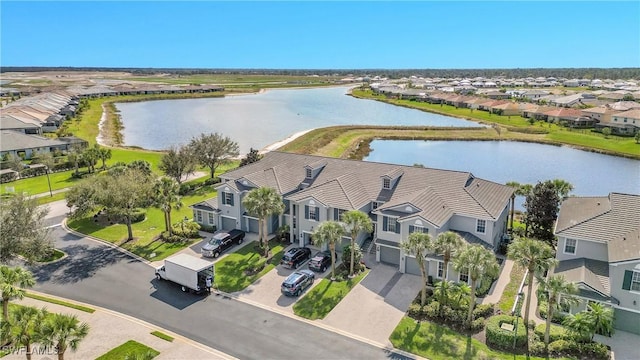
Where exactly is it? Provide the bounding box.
[3,306,48,360]
[433,231,463,314]
[400,232,432,306]
[242,187,285,257]
[312,221,345,280]
[39,313,89,360]
[537,274,578,347]
[551,179,574,199]
[341,210,373,277]
[585,302,614,340]
[96,145,112,170]
[0,265,36,319]
[82,146,100,173]
[454,244,500,327]
[508,237,557,345]
[152,177,182,236]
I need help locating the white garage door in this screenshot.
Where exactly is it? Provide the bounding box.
[248,218,259,233]
[221,216,236,230]
[405,257,424,276]
[379,246,400,265]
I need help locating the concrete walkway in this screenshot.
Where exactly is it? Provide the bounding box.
[522,279,545,325]
[6,292,235,360]
[481,258,514,305]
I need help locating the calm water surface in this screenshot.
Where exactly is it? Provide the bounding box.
[116,86,478,152]
[365,140,640,207]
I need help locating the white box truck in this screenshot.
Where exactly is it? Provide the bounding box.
[155,253,214,294]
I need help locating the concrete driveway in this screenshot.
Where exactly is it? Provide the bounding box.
[321,262,423,347]
[234,246,332,313]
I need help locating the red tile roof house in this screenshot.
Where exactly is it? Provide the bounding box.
[543,108,583,123]
[490,102,521,116]
[553,193,640,335]
[190,152,515,280]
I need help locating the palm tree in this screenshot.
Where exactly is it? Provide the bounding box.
[400,232,432,306]
[4,306,48,360]
[454,244,500,327]
[433,231,463,313]
[507,237,557,345]
[0,265,36,319]
[82,146,99,173]
[451,282,471,309]
[341,210,373,277]
[39,313,90,360]
[433,279,454,311]
[312,221,345,280]
[563,312,593,343]
[96,145,112,170]
[152,177,182,236]
[66,147,82,176]
[585,302,614,340]
[551,179,574,199]
[537,274,578,347]
[242,187,285,257]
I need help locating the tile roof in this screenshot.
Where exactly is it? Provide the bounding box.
[612,108,640,120]
[220,152,513,224]
[0,130,67,152]
[551,258,610,297]
[555,193,640,262]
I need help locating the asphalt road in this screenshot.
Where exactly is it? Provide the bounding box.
[31,224,413,360]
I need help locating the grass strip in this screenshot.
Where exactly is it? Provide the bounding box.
[24,292,95,313]
[95,340,159,360]
[293,270,368,320]
[497,263,526,314]
[214,240,285,293]
[390,317,570,360]
[150,330,174,342]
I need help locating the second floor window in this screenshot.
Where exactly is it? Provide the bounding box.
[334,208,346,221]
[305,205,319,221]
[632,271,640,292]
[222,192,234,206]
[476,219,486,233]
[383,178,391,189]
[564,239,577,254]
[409,225,428,234]
[383,216,399,234]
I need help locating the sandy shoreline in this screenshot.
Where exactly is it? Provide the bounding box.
[96,103,108,146]
[259,128,317,154]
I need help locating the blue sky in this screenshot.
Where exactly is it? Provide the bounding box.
[1,1,639,69]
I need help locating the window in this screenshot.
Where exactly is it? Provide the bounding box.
[459,270,469,283]
[383,216,399,233]
[196,210,203,223]
[372,201,380,210]
[222,192,234,206]
[437,262,444,278]
[564,238,577,254]
[476,219,486,233]
[305,205,319,221]
[208,213,214,225]
[306,168,312,179]
[632,271,640,292]
[409,225,428,234]
[383,178,391,189]
[334,208,346,221]
[293,216,297,229]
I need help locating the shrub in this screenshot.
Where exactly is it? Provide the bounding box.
[528,340,547,356]
[473,303,495,319]
[171,221,200,238]
[471,317,485,333]
[160,231,183,243]
[548,339,574,357]
[179,183,196,195]
[476,274,497,297]
[577,342,609,360]
[203,177,221,186]
[0,171,17,183]
[20,167,47,178]
[199,224,216,233]
[538,300,568,323]
[129,208,146,223]
[341,243,362,272]
[486,315,527,350]
[407,303,423,318]
[423,301,440,319]
[534,323,567,343]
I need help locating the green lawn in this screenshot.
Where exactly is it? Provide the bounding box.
[214,240,286,293]
[67,188,216,261]
[293,270,368,320]
[150,330,174,342]
[95,340,159,360]
[390,317,569,360]
[497,263,526,314]
[24,292,95,313]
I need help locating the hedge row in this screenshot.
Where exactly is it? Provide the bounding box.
[534,323,567,343]
[485,315,527,350]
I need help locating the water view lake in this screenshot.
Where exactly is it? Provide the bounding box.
[365,140,640,208]
[116,86,478,152]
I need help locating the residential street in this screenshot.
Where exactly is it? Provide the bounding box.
[30,224,415,360]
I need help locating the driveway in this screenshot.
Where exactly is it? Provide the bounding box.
[234,245,331,314]
[321,262,423,346]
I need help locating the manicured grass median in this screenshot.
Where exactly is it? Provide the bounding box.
[96,340,159,360]
[214,240,285,293]
[390,317,567,360]
[497,264,526,314]
[293,270,368,320]
[24,292,95,313]
[150,330,174,342]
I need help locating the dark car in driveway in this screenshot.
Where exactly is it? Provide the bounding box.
[281,269,315,297]
[308,251,332,272]
[201,229,245,258]
[280,247,312,269]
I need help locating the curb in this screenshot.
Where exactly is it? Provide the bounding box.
[213,288,425,360]
[24,289,237,360]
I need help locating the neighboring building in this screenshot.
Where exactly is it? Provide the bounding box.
[581,106,617,123]
[553,193,640,335]
[0,130,87,159]
[597,109,640,136]
[191,152,514,278]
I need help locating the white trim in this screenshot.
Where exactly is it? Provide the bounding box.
[563,238,577,255]
[436,261,444,279]
[610,259,640,266]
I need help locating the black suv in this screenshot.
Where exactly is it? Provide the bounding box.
[281,269,315,297]
[280,247,311,269]
[308,251,332,272]
[201,229,245,258]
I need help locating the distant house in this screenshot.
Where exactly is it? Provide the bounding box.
[490,102,521,116]
[191,152,514,277]
[521,89,550,100]
[549,94,584,108]
[598,109,640,136]
[0,114,42,135]
[553,193,640,335]
[0,131,87,160]
[485,91,510,100]
[542,108,583,123]
[582,106,617,123]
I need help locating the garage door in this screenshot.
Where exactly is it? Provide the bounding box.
[221,216,236,231]
[248,218,259,233]
[379,246,400,265]
[405,256,425,276]
[615,308,640,335]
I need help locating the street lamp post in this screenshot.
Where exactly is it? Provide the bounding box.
[513,292,524,350]
[45,165,53,197]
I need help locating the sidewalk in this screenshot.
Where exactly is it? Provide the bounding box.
[481,258,514,305]
[6,292,235,360]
